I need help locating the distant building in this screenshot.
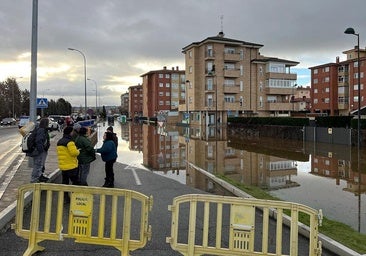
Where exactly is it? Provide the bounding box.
[309,46,366,116]
[128,84,143,120]
[181,31,299,126]
[141,66,185,123]
[292,86,311,114]
[120,92,129,116]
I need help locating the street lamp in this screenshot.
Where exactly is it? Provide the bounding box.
[344,27,362,232]
[87,78,98,114]
[344,28,361,146]
[68,47,87,116]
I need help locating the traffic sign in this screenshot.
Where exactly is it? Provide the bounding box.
[36,98,48,108]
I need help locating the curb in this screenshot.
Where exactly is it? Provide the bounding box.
[0,168,61,233]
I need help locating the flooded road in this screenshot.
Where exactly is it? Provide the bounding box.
[97,121,366,234]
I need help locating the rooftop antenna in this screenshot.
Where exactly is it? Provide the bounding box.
[218,15,224,37]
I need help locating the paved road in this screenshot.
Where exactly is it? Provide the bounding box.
[0,125,348,255]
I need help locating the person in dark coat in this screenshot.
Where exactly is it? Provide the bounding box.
[96,131,117,188]
[28,117,50,183]
[106,126,118,148]
[75,127,96,185]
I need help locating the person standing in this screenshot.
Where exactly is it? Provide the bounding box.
[27,117,50,183]
[75,127,96,186]
[106,126,118,148]
[56,126,80,186]
[96,131,117,188]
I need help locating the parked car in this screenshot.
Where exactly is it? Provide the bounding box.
[1,117,16,126]
[18,116,30,128]
[48,117,59,131]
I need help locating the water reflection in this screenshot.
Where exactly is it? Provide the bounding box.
[109,122,365,234]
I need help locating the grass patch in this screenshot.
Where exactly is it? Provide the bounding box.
[217,174,366,254]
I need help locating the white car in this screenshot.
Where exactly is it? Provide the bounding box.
[48,118,59,131]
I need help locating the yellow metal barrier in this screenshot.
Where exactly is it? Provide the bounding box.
[12,183,153,256]
[167,194,322,256]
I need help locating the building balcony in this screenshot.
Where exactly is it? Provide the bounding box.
[338,103,349,110]
[223,84,240,93]
[223,102,238,109]
[205,84,216,91]
[266,72,297,80]
[224,69,240,77]
[265,87,294,95]
[266,102,293,111]
[205,51,215,59]
[224,53,240,62]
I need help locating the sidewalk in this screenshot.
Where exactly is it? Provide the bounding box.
[0,130,62,232]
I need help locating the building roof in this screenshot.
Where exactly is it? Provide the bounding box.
[140,67,185,77]
[350,105,366,115]
[251,56,299,66]
[182,32,263,52]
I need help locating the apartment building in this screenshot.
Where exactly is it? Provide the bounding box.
[309,46,366,116]
[181,31,299,126]
[128,84,143,120]
[120,92,129,116]
[141,66,185,122]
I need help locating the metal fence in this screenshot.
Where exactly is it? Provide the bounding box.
[167,194,322,256]
[12,183,153,256]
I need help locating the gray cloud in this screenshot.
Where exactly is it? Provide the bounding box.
[1,0,365,106]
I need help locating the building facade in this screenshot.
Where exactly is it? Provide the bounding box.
[120,92,129,116]
[309,46,366,116]
[128,84,143,120]
[181,32,299,126]
[141,66,185,122]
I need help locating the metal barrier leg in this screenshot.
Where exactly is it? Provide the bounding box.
[23,184,45,256]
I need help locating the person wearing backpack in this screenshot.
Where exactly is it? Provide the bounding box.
[27,117,50,183]
[75,127,96,186]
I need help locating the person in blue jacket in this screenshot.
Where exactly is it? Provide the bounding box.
[96,131,117,188]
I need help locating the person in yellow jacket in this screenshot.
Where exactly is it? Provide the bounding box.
[57,126,80,186]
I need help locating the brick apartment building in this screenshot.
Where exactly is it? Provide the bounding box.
[181,31,299,126]
[141,66,185,122]
[128,84,143,120]
[120,92,129,116]
[309,46,366,116]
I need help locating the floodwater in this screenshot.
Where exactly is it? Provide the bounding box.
[97,121,366,234]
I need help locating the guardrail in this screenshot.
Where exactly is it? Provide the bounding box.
[167,194,322,256]
[12,183,153,256]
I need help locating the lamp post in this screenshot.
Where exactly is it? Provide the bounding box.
[87,78,98,114]
[68,47,87,116]
[344,27,361,232]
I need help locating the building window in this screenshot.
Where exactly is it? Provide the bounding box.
[314,69,318,74]
[159,100,164,105]
[354,62,358,68]
[240,65,243,76]
[324,77,329,82]
[325,87,329,93]
[240,49,244,60]
[224,95,235,102]
[159,92,164,96]
[324,67,329,72]
[189,50,192,58]
[159,83,163,87]
[354,96,359,102]
[240,81,244,92]
[166,83,170,87]
[324,98,329,103]
[166,92,170,96]
[354,84,364,90]
[207,45,213,57]
[159,74,163,78]
[166,101,170,105]
[259,96,263,107]
[224,47,235,54]
[313,78,318,84]
[165,74,170,79]
[189,66,193,73]
[314,88,318,93]
[314,98,318,104]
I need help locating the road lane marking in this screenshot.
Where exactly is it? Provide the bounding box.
[125,165,142,185]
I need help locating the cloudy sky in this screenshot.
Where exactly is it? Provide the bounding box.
[1,0,365,107]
